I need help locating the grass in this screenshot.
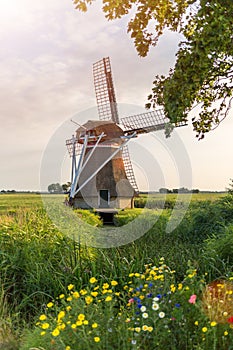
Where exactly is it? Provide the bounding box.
[0,193,232,349]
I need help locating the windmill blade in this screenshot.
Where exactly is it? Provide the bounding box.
[121,109,187,135]
[66,137,82,156]
[122,145,139,193]
[93,57,119,124]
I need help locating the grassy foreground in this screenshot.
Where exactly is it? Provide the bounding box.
[0,193,232,349]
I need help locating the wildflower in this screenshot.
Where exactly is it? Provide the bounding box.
[83,320,89,325]
[57,311,65,322]
[202,327,208,333]
[159,312,165,318]
[128,298,134,304]
[41,323,50,330]
[85,296,93,305]
[103,283,109,289]
[188,294,197,304]
[80,289,87,295]
[39,314,47,321]
[135,327,141,333]
[111,280,118,286]
[89,277,97,284]
[142,325,148,331]
[153,297,159,302]
[148,326,153,332]
[227,316,233,323]
[210,321,217,327]
[76,320,82,326]
[178,283,183,290]
[72,291,80,299]
[152,302,159,311]
[68,284,74,291]
[40,331,46,336]
[59,294,65,299]
[77,314,85,321]
[91,291,98,297]
[66,347,71,350]
[94,337,100,342]
[92,323,98,328]
[224,331,228,336]
[67,296,72,302]
[47,302,54,308]
[140,306,146,312]
[66,306,72,312]
[170,284,176,293]
[194,321,199,326]
[52,328,60,337]
[142,312,148,319]
[105,296,112,302]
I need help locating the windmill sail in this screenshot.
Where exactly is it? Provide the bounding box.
[122,145,139,193]
[121,109,186,135]
[93,57,119,123]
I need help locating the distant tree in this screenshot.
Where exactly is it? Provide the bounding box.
[74,0,233,139]
[172,189,178,194]
[48,183,63,194]
[192,189,200,194]
[226,179,233,195]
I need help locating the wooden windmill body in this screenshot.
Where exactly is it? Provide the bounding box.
[66,57,186,210]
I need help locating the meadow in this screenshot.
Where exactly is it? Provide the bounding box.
[0,192,233,349]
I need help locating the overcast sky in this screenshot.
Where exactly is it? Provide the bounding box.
[0,0,232,192]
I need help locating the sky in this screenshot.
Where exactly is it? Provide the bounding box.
[0,0,232,192]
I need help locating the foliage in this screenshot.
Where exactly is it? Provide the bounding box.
[20,260,233,350]
[48,183,63,193]
[73,0,233,138]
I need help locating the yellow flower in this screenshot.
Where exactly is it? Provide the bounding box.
[58,323,66,330]
[94,336,100,343]
[77,313,85,321]
[67,296,72,302]
[76,320,82,326]
[210,321,217,327]
[68,284,74,291]
[47,302,54,308]
[135,327,141,333]
[89,277,97,284]
[71,324,77,329]
[170,284,176,293]
[92,322,98,328]
[224,331,228,336]
[40,331,46,336]
[135,273,140,278]
[111,280,118,286]
[105,296,112,302]
[39,314,47,321]
[91,291,98,297]
[59,294,65,299]
[142,325,148,331]
[102,283,109,289]
[66,306,72,312]
[80,289,87,295]
[41,323,50,330]
[83,320,89,325]
[178,283,183,290]
[52,328,60,337]
[148,326,153,332]
[57,311,65,322]
[115,292,120,296]
[66,347,71,350]
[85,296,93,305]
[72,291,80,299]
[202,327,208,333]
[194,321,199,326]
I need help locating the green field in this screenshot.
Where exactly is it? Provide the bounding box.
[0,193,233,349]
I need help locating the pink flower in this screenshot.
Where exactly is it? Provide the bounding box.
[128,298,134,304]
[188,294,197,304]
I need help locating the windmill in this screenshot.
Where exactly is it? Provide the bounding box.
[66,57,186,211]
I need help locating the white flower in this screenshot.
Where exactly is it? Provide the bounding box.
[152,302,159,311]
[140,306,146,312]
[142,312,148,319]
[159,312,165,318]
[153,297,159,302]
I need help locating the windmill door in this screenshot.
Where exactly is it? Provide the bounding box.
[99,190,110,208]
